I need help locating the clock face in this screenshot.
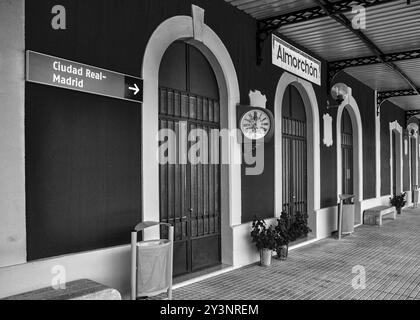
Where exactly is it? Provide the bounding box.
[240,109,272,140]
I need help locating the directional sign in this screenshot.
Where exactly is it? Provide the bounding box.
[26,50,143,103]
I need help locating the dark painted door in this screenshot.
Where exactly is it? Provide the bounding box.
[411,137,416,191]
[392,131,397,196]
[341,108,353,197]
[158,42,221,276]
[282,85,307,216]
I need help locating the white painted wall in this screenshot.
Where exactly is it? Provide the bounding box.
[315,207,338,240]
[0,245,132,299]
[0,0,26,268]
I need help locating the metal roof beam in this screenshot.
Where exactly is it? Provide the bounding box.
[406,109,420,122]
[316,0,420,102]
[258,0,398,33]
[329,49,420,72]
[377,89,417,115]
[378,89,417,102]
[256,0,399,65]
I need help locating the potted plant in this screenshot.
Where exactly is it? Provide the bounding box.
[390,192,406,215]
[274,212,290,260]
[251,218,276,266]
[289,211,312,242]
[275,211,312,260]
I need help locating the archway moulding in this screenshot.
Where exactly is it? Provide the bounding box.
[141,7,241,266]
[274,72,321,237]
[336,87,364,225]
[389,120,404,196]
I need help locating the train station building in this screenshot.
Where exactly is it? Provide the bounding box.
[0,0,419,299]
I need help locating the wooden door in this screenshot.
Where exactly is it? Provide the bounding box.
[411,137,416,191]
[341,108,353,197]
[158,42,221,276]
[392,131,397,196]
[282,85,307,216]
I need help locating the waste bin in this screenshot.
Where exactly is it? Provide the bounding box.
[131,221,174,300]
[337,194,355,240]
[413,185,419,208]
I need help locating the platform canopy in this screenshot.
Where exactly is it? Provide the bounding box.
[225,0,420,116]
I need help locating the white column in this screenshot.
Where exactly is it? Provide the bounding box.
[416,134,419,186]
[0,0,26,267]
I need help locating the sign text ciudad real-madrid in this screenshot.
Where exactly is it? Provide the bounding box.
[26,51,143,103]
[272,34,321,86]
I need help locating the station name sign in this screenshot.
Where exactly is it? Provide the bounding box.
[26,50,143,103]
[272,35,321,86]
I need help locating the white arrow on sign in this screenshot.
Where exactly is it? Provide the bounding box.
[128,83,139,95]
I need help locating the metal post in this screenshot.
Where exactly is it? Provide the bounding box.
[167,225,174,300]
[130,231,137,300]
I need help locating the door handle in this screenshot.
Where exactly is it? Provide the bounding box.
[189,208,194,213]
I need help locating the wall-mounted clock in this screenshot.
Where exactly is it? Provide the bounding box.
[237,105,274,143]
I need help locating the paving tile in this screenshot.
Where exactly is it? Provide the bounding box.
[152,209,420,300]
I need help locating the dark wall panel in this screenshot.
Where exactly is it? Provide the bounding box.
[25,0,386,230]
[26,0,327,223]
[26,84,142,260]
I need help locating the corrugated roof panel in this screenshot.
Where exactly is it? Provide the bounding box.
[343,64,409,91]
[343,0,420,54]
[388,95,420,111]
[225,0,347,20]
[225,0,317,20]
[226,0,420,99]
[394,59,420,89]
[279,17,373,60]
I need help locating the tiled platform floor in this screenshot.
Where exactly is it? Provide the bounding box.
[167,208,420,300]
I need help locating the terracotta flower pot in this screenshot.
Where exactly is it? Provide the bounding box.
[276,245,289,261]
[260,249,272,267]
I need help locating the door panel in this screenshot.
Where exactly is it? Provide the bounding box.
[392,131,397,195]
[158,87,221,276]
[159,41,221,276]
[411,137,416,190]
[341,109,353,199]
[191,235,221,271]
[282,85,307,216]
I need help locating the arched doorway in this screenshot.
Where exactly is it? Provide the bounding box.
[389,121,403,196]
[281,85,307,217]
[341,108,354,197]
[158,41,221,276]
[336,90,363,225]
[274,73,320,237]
[407,122,419,202]
[410,135,417,190]
[141,10,241,267]
[392,131,398,195]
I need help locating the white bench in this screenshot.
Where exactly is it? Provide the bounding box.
[3,279,122,300]
[363,206,397,226]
